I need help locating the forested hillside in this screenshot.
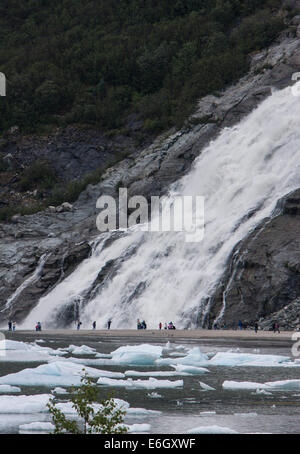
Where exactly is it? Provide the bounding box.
[0,0,284,135]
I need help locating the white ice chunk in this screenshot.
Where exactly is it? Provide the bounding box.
[171,364,209,375]
[147,392,162,399]
[127,423,151,433]
[95,353,112,358]
[0,360,120,387]
[68,357,115,367]
[156,347,209,367]
[187,425,238,434]
[19,422,54,432]
[0,385,21,393]
[97,376,183,389]
[223,381,268,390]
[124,370,189,377]
[199,381,215,391]
[209,352,293,367]
[55,398,130,416]
[0,339,67,362]
[265,379,300,390]
[110,344,163,365]
[52,387,68,395]
[126,407,161,417]
[66,345,96,356]
[0,394,51,413]
[223,379,300,391]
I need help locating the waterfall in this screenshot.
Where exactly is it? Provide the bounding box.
[21,83,300,329]
[2,254,48,315]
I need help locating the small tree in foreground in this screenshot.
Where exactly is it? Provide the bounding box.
[47,370,128,434]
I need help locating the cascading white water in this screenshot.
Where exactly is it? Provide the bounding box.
[2,254,48,314]
[21,83,300,329]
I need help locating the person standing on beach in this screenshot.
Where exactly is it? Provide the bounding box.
[107,319,112,330]
[12,321,16,331]
[92,321,96,330]
[77,320,82,330]
[8,321,12,331]
[254,322,258,333]
[159,322,162,330]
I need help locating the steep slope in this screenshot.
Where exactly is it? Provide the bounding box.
[1,36,300,328]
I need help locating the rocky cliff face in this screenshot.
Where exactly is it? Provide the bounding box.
[1,35,300,325]
[208,189,300,329]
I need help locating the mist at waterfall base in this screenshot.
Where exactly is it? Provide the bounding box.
[21,83,300,330]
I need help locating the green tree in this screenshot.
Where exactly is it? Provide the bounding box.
[47,371,128,434]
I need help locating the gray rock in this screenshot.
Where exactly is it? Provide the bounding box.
[291,15,300,25]
[61,202,73,212]
[208,189,300,329]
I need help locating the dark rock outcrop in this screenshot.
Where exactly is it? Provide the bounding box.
[0,241,91,322]
[208,189,300,329]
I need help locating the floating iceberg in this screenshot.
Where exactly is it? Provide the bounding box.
[0,394,51,413]
[97,376,183,389]
[147,392,162,399]
[124,370,188,377]
[223,379,300,391]
[126,423,151,433]
[0,360,122,387]
[19,422,54,432]
[65,345,96,356]
[0,339,67,363]
[171,364,209,375]
[209,352,294,367]
[199,381,215,391]
[156,347,209,367]
[187,425,238,434]
[265,379,300,390]
[222,381,268,390]
[110,344,163,366]
[0,385,21,393]
[126,407,161,417]
[52,387,68,395]
[69,357,115,367]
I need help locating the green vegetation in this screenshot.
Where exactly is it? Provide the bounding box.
[47,371,128,434]
[18,160,57,191]
[0,0,284,135]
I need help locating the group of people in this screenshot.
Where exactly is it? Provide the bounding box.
[35,322,42,331]
[137,319,147,330]
[159,321,176,330]
[77,319,112,330]
[8,321,16,331]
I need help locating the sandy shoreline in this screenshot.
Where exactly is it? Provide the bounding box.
[2,329,295,346]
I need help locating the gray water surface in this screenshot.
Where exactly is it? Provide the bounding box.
[0,333,299,434]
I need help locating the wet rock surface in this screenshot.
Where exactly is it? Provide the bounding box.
[208,189,300,329]
[1,37,300,324]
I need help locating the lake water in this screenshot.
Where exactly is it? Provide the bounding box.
[0,332,299,434]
